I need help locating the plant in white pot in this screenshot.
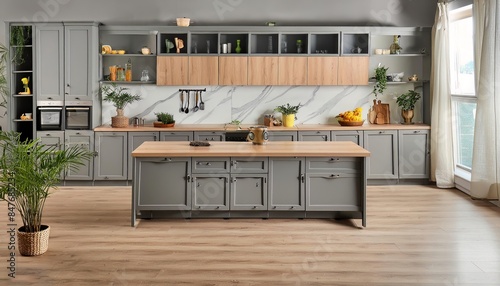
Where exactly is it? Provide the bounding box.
[0,131,93,256]
[101,83,141,128]
[396,89,421,124]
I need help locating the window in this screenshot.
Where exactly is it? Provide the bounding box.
[449,5,476,174]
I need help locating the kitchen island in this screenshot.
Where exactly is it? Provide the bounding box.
[131,141,370,227]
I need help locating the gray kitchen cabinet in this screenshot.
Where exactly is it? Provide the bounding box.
[298,131,330,141]
[192,157,231,174]
[64,130,94,180]
[127,131,159,180]
[363,130,398,180]
[94,132,127,180]
[37,131,64,151]
[331,130,364,147]
[231,157,268,174]
[194,131,225,141]
[64,24,99,103]
[36,24,64,104]
[36,23,98,105]
[269,157,305,211]
[230,174,268,211]
[160,131,193,141]
[305,157,363,211]
[192,174,230,211]
[135,157,191,210]
[398,129,430,179]
[268,131,297,141]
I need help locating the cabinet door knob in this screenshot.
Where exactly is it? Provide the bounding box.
[414,130,420,133]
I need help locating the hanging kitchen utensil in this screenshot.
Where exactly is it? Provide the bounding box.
[199,91,205,110]
[179,91,185,113]
[185,91,190,114]
[194,91,199,112]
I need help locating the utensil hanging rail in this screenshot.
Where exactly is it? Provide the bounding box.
[179,88,206,92]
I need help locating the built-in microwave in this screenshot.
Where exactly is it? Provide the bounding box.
[65,106,92,130]
[37,106,63,130]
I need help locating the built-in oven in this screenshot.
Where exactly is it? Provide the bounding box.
[37,106,63,130]
[65,106,91,130]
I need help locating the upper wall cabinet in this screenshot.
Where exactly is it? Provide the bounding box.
[99,27,158,84]
[36,24,64,104]
[157,56,188,85]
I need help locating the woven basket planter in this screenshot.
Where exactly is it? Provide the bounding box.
[17,225,50,256]
[111,108,129,128]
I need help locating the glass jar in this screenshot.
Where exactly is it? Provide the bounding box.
[140,70,149,82]
[125,59,132,82]
[116,66,125,81]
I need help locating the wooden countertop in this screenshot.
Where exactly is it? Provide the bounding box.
[132,141,370,158]
[96,123,430,132]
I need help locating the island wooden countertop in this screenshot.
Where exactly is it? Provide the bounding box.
[132,141,370,158]
[96,123,430,132]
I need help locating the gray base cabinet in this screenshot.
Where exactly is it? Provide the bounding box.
[192,174,230,210]
[64,130,94,180]
[230,174,268,211]
[298,131,330,141]
[268,131,297,141]
[37,131,64,151]
[364,130,398,180]
[128,132,159,179]
[135,158,191,210]
[94,132,127,180]
[160,131,193,141]
[269,158,305,211]
[194,131,225,141]
[331,130,364,146]
[399,129,430,179]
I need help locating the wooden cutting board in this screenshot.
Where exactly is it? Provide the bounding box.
[371,99,390,124]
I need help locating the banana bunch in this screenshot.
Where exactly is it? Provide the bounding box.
[336,107,363,122]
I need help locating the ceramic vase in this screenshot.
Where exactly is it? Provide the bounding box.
[401,109,414,124]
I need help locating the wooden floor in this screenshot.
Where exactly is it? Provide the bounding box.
[1,185,499,285]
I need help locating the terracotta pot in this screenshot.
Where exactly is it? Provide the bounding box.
[17,225,50,256]
[401,109,414,124]
[153,121,175,128]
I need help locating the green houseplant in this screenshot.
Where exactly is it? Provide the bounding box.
[372,65,389,98]
[0,44,8,121]
[0,131,93,256]
[275,103,301,127]
[101,83,141,127]
[396,90,421,124]
[154,112,175,127]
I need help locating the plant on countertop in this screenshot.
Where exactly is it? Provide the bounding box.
[155,112,175,124]
[396,90,421,111]
[101,83,142,110]
[274,103,301,116]
[0,131,93,255]
[372,64,389,98]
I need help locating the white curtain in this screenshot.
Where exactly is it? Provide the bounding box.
[471,0,500,200]
[430,1,455,188]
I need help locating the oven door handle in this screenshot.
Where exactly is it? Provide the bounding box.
[38,107,63,110]
[65,107,90,111]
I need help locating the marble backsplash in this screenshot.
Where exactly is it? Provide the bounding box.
[101,84,423,126]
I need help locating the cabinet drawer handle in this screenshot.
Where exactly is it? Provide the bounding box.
[216,206,220,209]
[300,174,304,183]
[205,162,211,166]
[273,206,277,209]
[252,206,257,209]
[379,131,385,134]
[414,130,421,133]
[321,174,341,179]
[329,158,340,161]
[290,206,294,209]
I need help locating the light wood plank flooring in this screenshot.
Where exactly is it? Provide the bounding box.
[1,185,499,285]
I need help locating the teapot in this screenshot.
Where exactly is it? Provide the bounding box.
[247,126,269,145]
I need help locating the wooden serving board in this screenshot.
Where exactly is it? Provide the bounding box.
[370,99,390,124]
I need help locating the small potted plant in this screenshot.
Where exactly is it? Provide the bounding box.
[369,64,390,124]
[275,103,301,127]
[101,83,141,128]
[396,90,421,124]
[153,112,175,128]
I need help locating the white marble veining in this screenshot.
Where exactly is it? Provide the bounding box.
[101,83,423,125]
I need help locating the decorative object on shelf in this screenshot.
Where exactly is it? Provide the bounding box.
[176,17,191,27]
[382,49,391,55]
[282,40,287,53]
[374,48,383,55]
[266,21,276,26]
[20,113,32,120]
[125,58,132,82]
[140,69,149,82]
[264,114,274,127]
[101,83,142,128]
[247,126,269,145]
[165,39,174,53]
[222,43,228,54]
[206,40,210,53]
[101,45,112,54]
[336,107,364,126]
[275,103,301,127]
[19,77,31,95]
[370,99,391,124]
[0,131,92,256]
[372,64,388,98]
[267,36,273,53]
[174,37,184,53]
[408,74,419,82]
[110,50,118,54]
[235,39,242,53]
[141,46,150,55]
[117,50,125,55]
[153,112,175,128]
[296,39,303,53]
[389,72,404,82]
[389,35,402,54]
[396,90,421,124]
[351,46,362,54]
[116,66,126,81]
[109,65,117,81]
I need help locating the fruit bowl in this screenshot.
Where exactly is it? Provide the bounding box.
[338,120,365,126]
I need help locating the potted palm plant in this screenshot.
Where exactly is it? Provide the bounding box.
[274,103,301,127]
[0,131,93,256]
[396,90,421,124]
[153,112,175,128]
[101,83,141,127]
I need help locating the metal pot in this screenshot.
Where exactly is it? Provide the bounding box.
[247,126,268,145]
